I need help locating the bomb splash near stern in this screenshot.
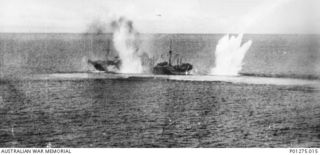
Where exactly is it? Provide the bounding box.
[86,17,148,74]
[112,17,144,74]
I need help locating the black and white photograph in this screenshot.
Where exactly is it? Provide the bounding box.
[0,0,319,151]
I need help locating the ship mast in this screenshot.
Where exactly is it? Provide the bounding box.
[169,40,172,66]
[106,39,110,59]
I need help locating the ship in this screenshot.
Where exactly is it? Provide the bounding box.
[153,41,193,75]
[87,40,121,73]
[87,57,120,73]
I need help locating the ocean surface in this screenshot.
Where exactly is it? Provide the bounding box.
[0,74,320,147]
[0,33,320,147]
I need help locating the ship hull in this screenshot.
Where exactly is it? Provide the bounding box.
[153,66,191,75]
[88,59,120,74]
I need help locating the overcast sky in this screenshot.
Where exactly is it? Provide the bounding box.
[0,0,319,34]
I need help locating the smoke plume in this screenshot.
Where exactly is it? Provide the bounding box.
[111,17,143,73]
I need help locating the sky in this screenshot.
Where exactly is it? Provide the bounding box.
[0,0,319,34]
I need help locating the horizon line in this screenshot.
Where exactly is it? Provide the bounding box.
[0,32,319,35]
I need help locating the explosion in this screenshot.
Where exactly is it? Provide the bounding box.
[111,17,143,73]
[211,34,252,76]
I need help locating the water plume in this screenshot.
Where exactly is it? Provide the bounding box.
[112,17,143,73]
[211,34,252,76]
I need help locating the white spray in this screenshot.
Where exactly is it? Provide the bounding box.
[112,17,143,73]
[210,0,291,76]
[211,34,252,76]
